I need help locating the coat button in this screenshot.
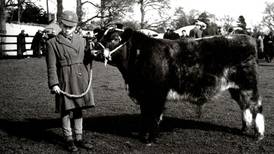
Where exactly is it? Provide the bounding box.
[78,72,82,76]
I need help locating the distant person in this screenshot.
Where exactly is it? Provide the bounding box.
[163,29,180,40]
[181,29,188,38]
[228,27,234,35]
[17,30,28,58]
[263,31,274,62]
[169,29,180,40]
[31,30,43,57]
[189,21,203,38]
[257,35,264,59]
[41,30,50,55]
[163,28,171,39]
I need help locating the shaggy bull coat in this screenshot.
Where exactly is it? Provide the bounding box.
[114,30,258,104]
[46,33,95,113]
[99,28,263,143]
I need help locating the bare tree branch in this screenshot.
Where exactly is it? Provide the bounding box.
[81,1,100,8]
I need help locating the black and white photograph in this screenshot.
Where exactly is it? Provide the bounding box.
[0,0,274,153]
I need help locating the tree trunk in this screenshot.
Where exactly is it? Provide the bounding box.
[0,0,6,56]
[46,0,49,22]
[76,0,82,24]
[17,0,21,23]
[139,0,145,28]
[56,0,63,23]
[100,0,105,27]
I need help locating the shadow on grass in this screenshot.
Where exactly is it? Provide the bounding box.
[0,114,249,145]
[0,118,64,148]
[84,114,246,138]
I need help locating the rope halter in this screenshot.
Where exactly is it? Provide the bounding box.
[99,27,126,66]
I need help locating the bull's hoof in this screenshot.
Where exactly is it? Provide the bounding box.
[256,134,264,141]
[144,138,159,146]
[139,134,160,145]
[138,133,149,143]
[241,125,248,133]
[257,135,264,141]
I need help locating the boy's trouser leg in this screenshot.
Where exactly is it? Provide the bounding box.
[73,109,83,139]
[62,111,78,152]
[73,109,93,149]
[61,111,73,139]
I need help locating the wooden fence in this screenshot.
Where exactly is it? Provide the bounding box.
[0,34,34,57]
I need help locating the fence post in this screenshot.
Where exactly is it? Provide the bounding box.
[0,29,6,57]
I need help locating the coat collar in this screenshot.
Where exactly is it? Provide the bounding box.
[56,32,80,51]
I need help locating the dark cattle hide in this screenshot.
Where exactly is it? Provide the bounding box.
[96,28,265,144]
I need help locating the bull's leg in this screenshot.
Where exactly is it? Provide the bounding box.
[139,96,166,144]
[229,88,265,140]
[254,97,265,140]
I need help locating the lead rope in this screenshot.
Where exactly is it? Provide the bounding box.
[59,69,93,98]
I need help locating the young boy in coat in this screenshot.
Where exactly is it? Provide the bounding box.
[46,10,97,152]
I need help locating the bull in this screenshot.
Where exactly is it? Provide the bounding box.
[94,28,265,144]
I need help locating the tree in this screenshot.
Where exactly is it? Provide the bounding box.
[170,7,190,29]
[220,15,234,33]
[76,0,82,23]
[6,1,48,24]
[187,9,200,24]
[262,2,274,31]
[100,0,135,27]
[198,12,219,36]
[137,0,170,28]
[198,12,210,25]
[77,0,134,28]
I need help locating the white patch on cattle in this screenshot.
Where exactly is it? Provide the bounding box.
[136,49,141,56]
[220,68,239,91]
[125,84,129,92]
[257,97,262,106]
[160,113,163,121]
[167,90,179,100]
[243,109,253,127]
[158,113,163,125]
[255,113,265,137]
[167,90,189,100]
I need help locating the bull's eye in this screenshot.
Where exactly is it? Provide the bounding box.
[112,39,120,44]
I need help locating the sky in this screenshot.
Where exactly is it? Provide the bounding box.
[38,0,272,28]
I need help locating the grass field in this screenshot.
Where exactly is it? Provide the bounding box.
[0,57,274,153]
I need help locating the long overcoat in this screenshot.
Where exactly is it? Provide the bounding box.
[46,32,95,113]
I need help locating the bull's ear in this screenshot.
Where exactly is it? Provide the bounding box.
[121,28,133,42]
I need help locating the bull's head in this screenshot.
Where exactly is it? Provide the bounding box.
[94,27,134,66]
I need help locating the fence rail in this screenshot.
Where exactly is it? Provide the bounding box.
[0,34,34,56]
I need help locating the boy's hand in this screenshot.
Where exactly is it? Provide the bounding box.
[52,85,61,94]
